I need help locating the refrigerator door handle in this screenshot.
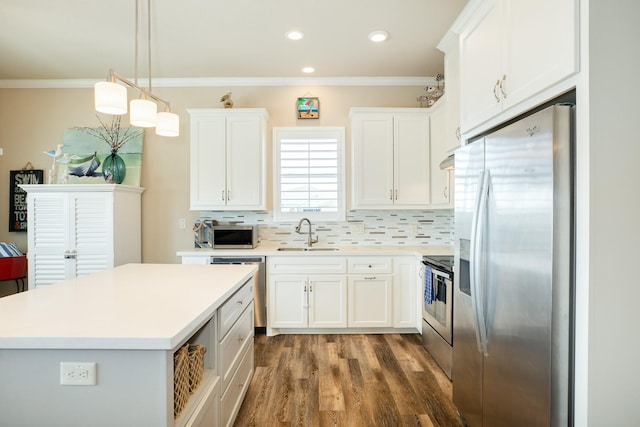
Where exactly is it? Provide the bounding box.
[470,169,490,356]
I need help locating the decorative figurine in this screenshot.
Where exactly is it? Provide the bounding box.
[43,144,64,184]
[220,92,233,108]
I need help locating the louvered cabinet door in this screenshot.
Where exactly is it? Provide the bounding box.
[71,193,113,278]
[24,185,142,290]
[27,193,70,288]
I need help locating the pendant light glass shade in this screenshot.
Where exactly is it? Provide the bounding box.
[155,112,180,137]
[94,81,127,115]
[130,98,157,127]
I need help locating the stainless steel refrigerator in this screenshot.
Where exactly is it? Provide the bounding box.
[453,104,573,427]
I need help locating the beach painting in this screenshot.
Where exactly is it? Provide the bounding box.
[297,97,319,119]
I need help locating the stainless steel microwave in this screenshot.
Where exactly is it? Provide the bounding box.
[212,225,257,249]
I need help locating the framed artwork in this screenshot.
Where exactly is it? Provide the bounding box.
[58,127,143,186]
[297,97,319,119]
[9,168,43,231]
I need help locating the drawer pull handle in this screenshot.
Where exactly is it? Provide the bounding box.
[238,382,244,388]
[365,276,376,280]
[238,336,244,342]
[237,300,243,305]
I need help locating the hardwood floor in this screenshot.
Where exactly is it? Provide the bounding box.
[234,334,463,427]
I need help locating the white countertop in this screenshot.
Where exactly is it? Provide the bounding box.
[177,243,453,258]
[0,263,257,351]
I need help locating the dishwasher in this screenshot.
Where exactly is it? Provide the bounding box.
[210,256,266,334]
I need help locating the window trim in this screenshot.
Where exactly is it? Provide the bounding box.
[272,127,346,222]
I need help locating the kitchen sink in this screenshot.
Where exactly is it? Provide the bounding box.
[276,247,339,252]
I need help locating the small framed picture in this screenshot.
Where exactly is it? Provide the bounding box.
[297,97,319,119]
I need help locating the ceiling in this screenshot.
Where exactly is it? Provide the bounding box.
[0,0,467,84]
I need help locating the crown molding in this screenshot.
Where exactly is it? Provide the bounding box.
[0,76,439,89]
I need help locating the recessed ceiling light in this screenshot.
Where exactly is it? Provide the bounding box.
[368,30,389,43]
[302,66,315,74]
[286,30,304,41]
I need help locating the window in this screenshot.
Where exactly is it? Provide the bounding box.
[273,127,345,222]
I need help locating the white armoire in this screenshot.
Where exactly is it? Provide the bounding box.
[21,184,143,289]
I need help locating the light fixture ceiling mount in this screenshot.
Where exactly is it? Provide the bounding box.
[368,30,390,43]
[286,30,304,41]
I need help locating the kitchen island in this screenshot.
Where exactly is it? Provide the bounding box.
[0,263,257,427]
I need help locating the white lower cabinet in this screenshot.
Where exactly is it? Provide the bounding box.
[393,256,419,328]
[347,275,393,327]
[268,255,419,334]
[268,257,348,329]
[220,342,253,427]
[347,257,393,327]
[216,278,255,427]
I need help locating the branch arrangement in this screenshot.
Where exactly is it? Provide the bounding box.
[75,115,143,152]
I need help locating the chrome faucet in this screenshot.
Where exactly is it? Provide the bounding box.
[295,217,318,248]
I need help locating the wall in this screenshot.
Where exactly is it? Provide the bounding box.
[580,1,640,425]
[0,84,451,279]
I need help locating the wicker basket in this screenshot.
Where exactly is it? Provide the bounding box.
[173,344,190,418]
[188,344,207,393]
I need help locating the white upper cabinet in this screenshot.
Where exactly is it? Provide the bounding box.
[459,0,578,133]
[428,100,452,208]
[188,108,268,211]
[437,31,462,154]
[351,108,431,209]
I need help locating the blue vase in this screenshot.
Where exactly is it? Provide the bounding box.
[102,151,126,184]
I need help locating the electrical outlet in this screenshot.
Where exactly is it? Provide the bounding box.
[60,362,97,386]
[350,223,365,234]
[178,218,186,229]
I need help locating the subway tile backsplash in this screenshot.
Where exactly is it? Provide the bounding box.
[199,210,453,247]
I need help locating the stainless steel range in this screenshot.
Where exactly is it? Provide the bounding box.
[421,254,454,379]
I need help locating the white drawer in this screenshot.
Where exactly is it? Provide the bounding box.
[218,279,254,338]
[221,341,254,427]
[267,256,347,274]
[219,305,254,394]
[348,257,393,274]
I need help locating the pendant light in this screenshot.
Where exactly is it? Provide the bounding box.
[93,0,179,136]
[95,81,127,114]
[130,98,158,127]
